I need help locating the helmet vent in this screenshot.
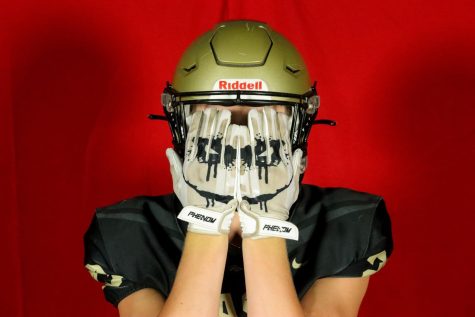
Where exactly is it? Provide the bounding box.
[183,64,197,73]
[210,24,272,66]
[286,65,300,74]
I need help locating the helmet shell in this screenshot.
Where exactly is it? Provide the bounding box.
[161,20,320,157]
[172,20,312,100]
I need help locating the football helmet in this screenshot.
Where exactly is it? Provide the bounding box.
[152,20,333,157]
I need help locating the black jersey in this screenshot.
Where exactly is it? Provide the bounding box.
[84,184,393,316]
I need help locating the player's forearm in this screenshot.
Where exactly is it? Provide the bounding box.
[242,237,304,317]
[159,232,228,317]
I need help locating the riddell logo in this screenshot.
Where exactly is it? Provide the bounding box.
[214,79,267,91]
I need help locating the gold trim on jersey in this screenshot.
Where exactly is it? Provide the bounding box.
[85,263,124,288]
[362,250,387,277]
[242,293,248,313]
[219,293,238,317]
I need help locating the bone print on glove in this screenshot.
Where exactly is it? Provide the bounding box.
[238,107,302,240]
[166,108,238,235]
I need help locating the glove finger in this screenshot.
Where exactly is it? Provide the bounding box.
[201,109,231,182]
[225,124,241,168]
[277,111,291,143]
[216,109,231,135]
[291,148,304,179]
[185,111,203,161]
[277,112,292,166]
[200,108,218,139]
[247,108,259,146]
[225,124,240,198]
[184,104,193,130]
[237,125,253,201]
[248,108,266,171]
[227,198,238,212]
[238,199,259,237]
[263,106,278,141]
[262,107,275,165]
[238,125,251,172]
[165,148,183,185]
[239,199,252,214]
[215,109,231,164]
[202,108,219,163]
[245,111,260,194]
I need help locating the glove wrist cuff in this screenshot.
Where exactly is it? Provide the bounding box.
[178,205,234,235]
[238,206,299,241]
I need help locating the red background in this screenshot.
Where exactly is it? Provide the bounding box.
[1,0,474,316]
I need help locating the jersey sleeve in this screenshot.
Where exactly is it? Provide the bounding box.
[287,186,394,298]
[84,215,150,306]
[332,197,393,277]
[83,196,185,307]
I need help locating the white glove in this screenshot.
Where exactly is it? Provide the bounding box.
[238,107,302,240]
[166,108,238,235]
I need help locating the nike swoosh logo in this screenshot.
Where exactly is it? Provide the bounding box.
[292,258,306,270]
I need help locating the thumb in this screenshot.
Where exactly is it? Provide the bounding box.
[291,149,304,179]
[239,200,251,213]
[165,148,183,183]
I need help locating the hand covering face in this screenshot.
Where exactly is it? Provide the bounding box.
[166,108,238,235]
[167,106,301,240]
[238,107,301,240]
